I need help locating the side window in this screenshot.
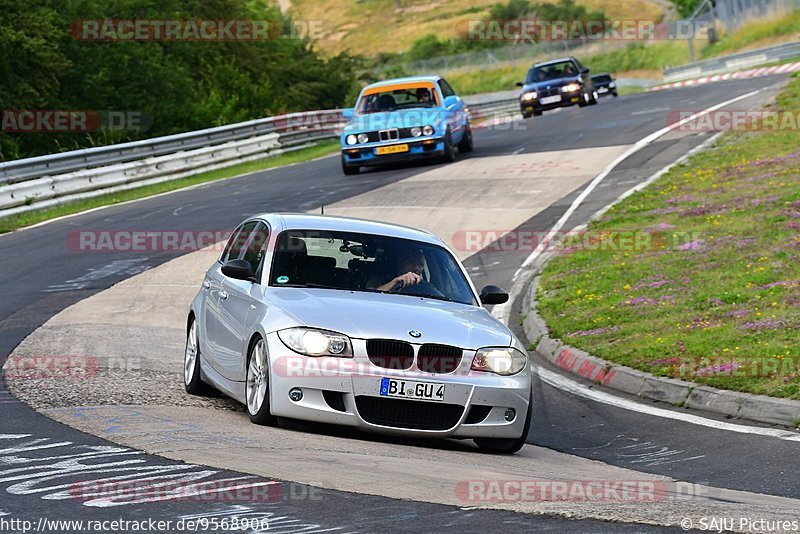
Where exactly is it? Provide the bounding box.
[438,79,456,98]
[220,221,258,264]
[240,222,270,276]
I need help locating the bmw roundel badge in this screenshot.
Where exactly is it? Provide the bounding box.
[408,329,422,338]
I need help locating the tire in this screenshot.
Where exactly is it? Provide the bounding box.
[184,316,212,396]
[246,336,278,426]
[533,109,542,117]
[474,387,533,455]
[457,123,473,153]
[521,112,532,119]
[578,91,589,107]
[441,129,456,163]
[341,155,358,175]
[612,91,619,98]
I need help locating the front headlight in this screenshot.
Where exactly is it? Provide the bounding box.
[410,127,422,137]
[357,133,369,144]
[562,83,581,93]
[609,81,616,88]
[521,91,537,101]
[422,125,434,136]
[345,134,357,145]
[471,347,527,376]
[278,328,353,358]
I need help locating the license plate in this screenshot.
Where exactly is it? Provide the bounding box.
[598,87,608,93]
[375,144,409,155]
[540,95,561,105]
[380,377,445,401]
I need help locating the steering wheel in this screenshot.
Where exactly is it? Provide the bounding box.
[394,280,446,299]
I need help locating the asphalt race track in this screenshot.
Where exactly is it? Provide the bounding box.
[1,74,797,532]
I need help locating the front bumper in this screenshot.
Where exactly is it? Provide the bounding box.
[520,91,582,113]
[341,138,444,167]
[265,333,531,439]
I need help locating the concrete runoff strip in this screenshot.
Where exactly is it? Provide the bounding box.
[324,146,630,260]
[5,146,800,528]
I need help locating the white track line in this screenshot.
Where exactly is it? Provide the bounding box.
[492,88,760,325]
[538,368,800,442]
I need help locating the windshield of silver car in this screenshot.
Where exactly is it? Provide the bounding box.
[268,230,477,305]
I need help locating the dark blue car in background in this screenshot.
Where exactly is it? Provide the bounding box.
[517,56,598,118]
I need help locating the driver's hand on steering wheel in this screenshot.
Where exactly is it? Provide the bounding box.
[392,271,421,288]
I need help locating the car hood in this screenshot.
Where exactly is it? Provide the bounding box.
[343,108,445,133]
[520,75,582,94]
[267,288,513,349]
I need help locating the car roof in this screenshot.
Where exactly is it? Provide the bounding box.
[253,213,443,245]
[531,57,577,68]
[363,76,441,90]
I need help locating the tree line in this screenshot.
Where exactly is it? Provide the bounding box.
[0,0,359,161]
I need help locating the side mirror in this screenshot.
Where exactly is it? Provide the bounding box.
[222,259,258,283]
[515,81,524,87]
[479,285,509,305]
[581,67,590,75]
[342,108,355,121]
[443,95,459,108]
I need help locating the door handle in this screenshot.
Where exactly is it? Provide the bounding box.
[203,281,211,289]
[219,290,228,301]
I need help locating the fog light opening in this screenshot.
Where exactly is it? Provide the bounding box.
[289,388,303,402]
[504,408,516,422]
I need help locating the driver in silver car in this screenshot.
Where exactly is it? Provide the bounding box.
[368,247,425,292]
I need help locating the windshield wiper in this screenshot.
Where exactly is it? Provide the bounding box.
[415,293,452,302]
[277,282,343,290]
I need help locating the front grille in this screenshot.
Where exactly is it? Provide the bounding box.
[539,86,560,97]
[355,396,464,430]
[417,344,462,374]
[366,339,414,370]
[378,128,399,141]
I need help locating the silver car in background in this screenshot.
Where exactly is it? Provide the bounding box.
[184,213,533,453]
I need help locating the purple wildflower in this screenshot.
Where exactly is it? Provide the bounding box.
[678,240,704,251]
[740,319,789,331]
[696,362,743,376]
[622,296,655,306]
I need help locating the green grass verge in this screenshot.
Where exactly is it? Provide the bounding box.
[536,74,800,399]
[0,141,339,234]
[702,10,800,58]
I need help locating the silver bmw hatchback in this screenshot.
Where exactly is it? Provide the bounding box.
[184,213,532,453]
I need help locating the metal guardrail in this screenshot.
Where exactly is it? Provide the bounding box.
[0,110,345,186]
[0,96,519,217]
[663,41,800,82]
